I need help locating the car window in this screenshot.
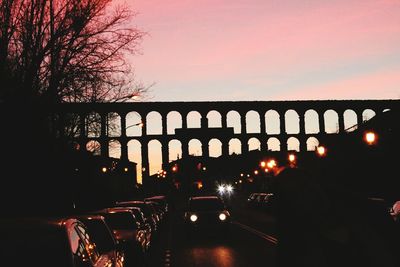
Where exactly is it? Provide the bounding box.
[75,223,99,264]
[104,212,137,230]
[83,219,115,253]
[130,209,145,224]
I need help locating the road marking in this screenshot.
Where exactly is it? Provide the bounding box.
[164,249,172,266]
[233,221,278,244]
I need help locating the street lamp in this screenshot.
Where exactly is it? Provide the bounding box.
[364,131,377,145]
[316,146,326,157]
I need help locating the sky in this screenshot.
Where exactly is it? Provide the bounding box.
[111,0,400,182]
[125,0,400,101]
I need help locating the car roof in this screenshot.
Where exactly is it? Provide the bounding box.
[145,195,166,200]
[190,196,219,201]
[116,200,145,204]
[73,214,105,221]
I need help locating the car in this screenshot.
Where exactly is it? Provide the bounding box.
[145,200,165,222]
[75,214,126,267]
[144,195,169,213]
[115,200,159,234]
[184,195,231,233]
[0,217,113,267]
[93,208,147,267]
[247,192,268,207]
[111,206,152,251]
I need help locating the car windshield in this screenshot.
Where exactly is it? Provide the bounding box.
[104,212,136,230]
[189,198,224,211]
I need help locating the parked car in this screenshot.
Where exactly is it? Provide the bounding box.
[116,200,159,234]
[127,207,153,250]
[144,195,169,213]
[247,192,268,207]
[184,195,231,233]
[75,214,126,267]
[93,208,147,267]
[0,217,113,267]
[146,200,165,222]
[110,206,152,252]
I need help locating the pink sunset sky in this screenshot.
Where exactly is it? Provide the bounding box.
[122,0,400,101]
[110,0,400,181]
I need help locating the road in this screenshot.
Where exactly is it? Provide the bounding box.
[148,191,277,267]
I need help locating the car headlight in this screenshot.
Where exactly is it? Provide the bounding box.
[219,213,227,221]
[190,214,198,222]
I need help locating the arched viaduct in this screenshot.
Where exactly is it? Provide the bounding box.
[57,99,400,178]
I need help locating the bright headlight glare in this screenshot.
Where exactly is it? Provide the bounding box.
[226,185,233,192]
[219,213,227,221]
[218,185,225,193]
[190,214,198,222]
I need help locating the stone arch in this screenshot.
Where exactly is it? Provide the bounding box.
[168,139,182,162]
[146,111,162,135]
[128,139,142,183]
[126,111,142,137]
[207,110,222,128]
[267,137,280,151]
[362,109,376,122]
[167,111,182,135]
[246,111,261,133]
[227,110,241,134]
[86,140,101,155]
[188,139,202,156]
[148,139,162,175]
[109,139,121,159]
[107,112,121,137]
[86,112,101,137]
[324,110,339,134]
[229,138,242,155]
[265,110,280,134]
[285,110,300,134]
[344,109,358,132]
[305,109,319,134]
[306,137,319,151]
[209,138,223,157]
[187,111,202,128]
[248,137,261,151]
[287,137,300,152]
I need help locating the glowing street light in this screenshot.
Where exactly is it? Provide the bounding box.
[316,146,326,157]
[254,170,259,175]
[288,154,296,163]
[267,159,277,169]
[101,167,107,173]
[260,161,266,168]
[364,131,377,145]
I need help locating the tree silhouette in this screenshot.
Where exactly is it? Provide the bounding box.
[0,0,146,104]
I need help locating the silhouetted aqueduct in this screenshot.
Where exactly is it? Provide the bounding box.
[58,100,399,178]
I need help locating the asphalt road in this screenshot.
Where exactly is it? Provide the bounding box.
[147,191,277,267]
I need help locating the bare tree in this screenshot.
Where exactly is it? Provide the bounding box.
[0,0,146,104]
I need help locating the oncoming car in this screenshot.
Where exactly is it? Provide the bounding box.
[184,196,231,233]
